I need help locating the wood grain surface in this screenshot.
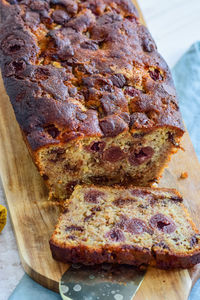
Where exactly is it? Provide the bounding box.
[0,1,200,299]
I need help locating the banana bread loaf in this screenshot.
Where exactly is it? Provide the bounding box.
[50,185,200,269]
[0,0,184,199]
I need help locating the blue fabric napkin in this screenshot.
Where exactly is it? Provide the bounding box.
[9,42,200,300]
[172,42,200,160]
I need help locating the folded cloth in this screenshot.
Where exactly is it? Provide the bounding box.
[9,42,200,300]
[172,42,200,160]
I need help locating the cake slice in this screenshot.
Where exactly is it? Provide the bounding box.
[50,185,200,269]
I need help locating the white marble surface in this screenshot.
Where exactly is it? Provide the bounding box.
[1,0,200,299]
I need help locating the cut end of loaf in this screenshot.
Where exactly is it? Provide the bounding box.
[37,127,183,199]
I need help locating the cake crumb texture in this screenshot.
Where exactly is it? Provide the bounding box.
[180,172,188,179]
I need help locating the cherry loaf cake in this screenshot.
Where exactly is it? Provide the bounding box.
[0,0,184,199]
[50,185,200,269]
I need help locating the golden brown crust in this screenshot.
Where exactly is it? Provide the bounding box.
[0,0,184,152]
[49,240,200,269]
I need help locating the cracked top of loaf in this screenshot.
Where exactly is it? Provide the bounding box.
[0,0,184,151]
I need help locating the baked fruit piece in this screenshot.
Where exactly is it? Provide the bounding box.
[0,0,184,199]
[50,185,200,269]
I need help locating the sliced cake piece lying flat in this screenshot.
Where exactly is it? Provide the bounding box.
[50,185,200,269]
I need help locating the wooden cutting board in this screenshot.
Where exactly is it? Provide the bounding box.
[0,1,200,299]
